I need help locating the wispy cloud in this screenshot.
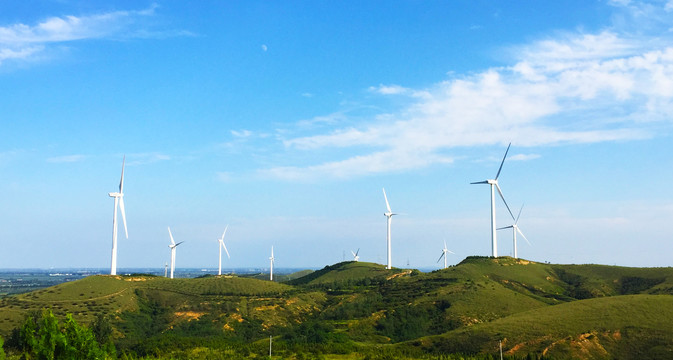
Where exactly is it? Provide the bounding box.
[231,129,253,138]
[46,154,86,163]
[0,4,177,66]
[263,2,673,181]
[508,153,541,161]
[126,152,170,166]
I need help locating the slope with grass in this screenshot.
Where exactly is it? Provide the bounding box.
[406,294,673,359]
[1,257,673,359]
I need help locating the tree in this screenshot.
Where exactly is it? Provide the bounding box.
[13,309,113,360]
[0,335,6,360]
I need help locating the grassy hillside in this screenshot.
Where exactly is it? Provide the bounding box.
[2,257,673,359]
[287,261,414,287]
[0,274,293,334]
[407,294,673,359]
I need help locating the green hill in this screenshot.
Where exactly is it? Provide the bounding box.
[287,261,414,286]
[407,294,673,359]
[1,258,673,359]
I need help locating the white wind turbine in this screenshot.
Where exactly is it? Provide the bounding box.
[497,204,531,259]
[437,240,454,269]
[167,227,184,279]
[382,188,397,270]
[108,156,128,276]
[351,248,360,262]
[269,246,275,281]
[217,225,230,276]
[471,143,516,258]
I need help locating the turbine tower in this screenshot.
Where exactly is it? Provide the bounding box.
[109,156,128,276]
[437,240,454,269]
[269,246,275,281]
[383,188,396,270]
[471,143,516,258]
[351,248,360,262]
[497,204,531,259]
[167,227,184,279]
[217,225,230,276]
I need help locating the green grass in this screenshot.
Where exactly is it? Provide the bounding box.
[288,261,412,286]
[3,257,673,359]
[406,294,673,359]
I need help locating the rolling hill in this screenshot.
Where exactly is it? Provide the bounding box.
[1,257,673,359]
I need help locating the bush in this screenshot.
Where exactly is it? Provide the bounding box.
[10,309,114,359]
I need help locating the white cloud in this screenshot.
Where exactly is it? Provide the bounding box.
[263,2,673,180]
[261,149,453,181]
[667,0,673,11]
[46,154,86,163]
[231,129,252,138]
[508,153,541,161]
[0,5,161,66]
[261,44,268,52]
[126,152,170,166]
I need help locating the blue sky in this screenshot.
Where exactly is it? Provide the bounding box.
[1,0,673,270]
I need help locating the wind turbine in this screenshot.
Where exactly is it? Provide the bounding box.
[269,246,275,281]
[437,240,454,269]
[167,227,184,279]
[497,204,531,259]
[109,156,128,276]
[351,248,360,262]
[217,225,230,276]
[383,188,397,270]
[471,143,516,258]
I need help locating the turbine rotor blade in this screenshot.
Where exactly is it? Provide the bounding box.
[515,204,524,224]
[175,241,184,247]
[494,142,511,180]
[168,227,175,245]
[517,227,532,246]
[495,183,516,221]
[119,197,128,239]
[119,155,125,192]
[351,250,356,257]
[356,248,360,256]
[382,188,392,213]
[222,242,230,258]
[437,252,445,263]
[221,225,228,241]
[497,225,513,230]
[470,180,489,185]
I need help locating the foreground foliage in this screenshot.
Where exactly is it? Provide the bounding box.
[4,309,114,359]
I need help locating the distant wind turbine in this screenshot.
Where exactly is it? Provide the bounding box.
[269,246,275,281]
[167,227,184,279]
[217,225,230,276]
[437,240,454,269]
[383,188,397,270]
[471,143,516,258]
[164,262,168,277]
[497,204,531,259]
[109,156,128,276]
[351,248,360,262]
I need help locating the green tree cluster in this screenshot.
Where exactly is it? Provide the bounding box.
[9,309,114,359]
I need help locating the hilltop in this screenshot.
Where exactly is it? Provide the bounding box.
[0,257,672,359]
